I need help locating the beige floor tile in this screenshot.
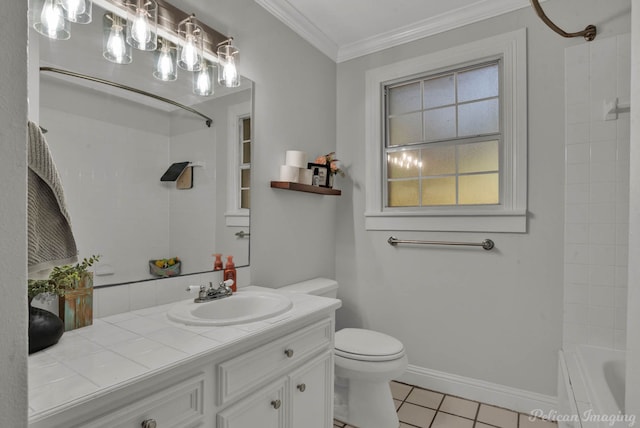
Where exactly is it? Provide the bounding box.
[477,404,518,428]
[431,411,474,428]
[475,423,494,428]
[397,402,437,427]
[439,395,479,419]
[390,381,413,401]
[399,424,414,428]
[406,387,444,409]
[394,399,403,410]
[519,414,558,428]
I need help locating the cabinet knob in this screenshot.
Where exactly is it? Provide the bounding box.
[284,349,294,358]
[297,383,306,392]
[271,399,282,409]
[141,419,157,428]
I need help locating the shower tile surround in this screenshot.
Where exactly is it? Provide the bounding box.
[333,381,556,428]
[563,34,630,350]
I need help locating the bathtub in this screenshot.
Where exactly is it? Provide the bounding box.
[558,345,633,428]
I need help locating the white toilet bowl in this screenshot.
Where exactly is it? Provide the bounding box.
[279,279,408,428]
[333,328,408,428]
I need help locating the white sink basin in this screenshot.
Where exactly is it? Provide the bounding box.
[167,290,293,326]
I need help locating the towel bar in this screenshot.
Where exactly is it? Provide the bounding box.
[387,236,495,250]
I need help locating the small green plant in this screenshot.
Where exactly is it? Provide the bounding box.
[28,255,100,301]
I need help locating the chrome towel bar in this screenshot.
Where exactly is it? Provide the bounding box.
[387,236,495,251]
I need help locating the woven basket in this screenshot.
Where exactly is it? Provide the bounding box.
[149,261,181,277]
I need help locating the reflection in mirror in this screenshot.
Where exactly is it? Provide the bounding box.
[37,2,251,287]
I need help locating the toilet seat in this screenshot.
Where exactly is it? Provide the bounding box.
[335,328,405,362]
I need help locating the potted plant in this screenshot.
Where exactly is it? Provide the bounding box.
[28,255,99,354]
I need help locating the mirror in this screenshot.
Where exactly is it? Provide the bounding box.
[36,3,251,286]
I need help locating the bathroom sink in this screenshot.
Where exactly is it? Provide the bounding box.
[167,290,293,326]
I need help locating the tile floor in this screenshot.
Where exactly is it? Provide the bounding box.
[333,381,557,428]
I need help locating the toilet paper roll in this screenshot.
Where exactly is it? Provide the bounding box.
[285,150,307,168]
[298,168,313,185]
[279,165,299,182]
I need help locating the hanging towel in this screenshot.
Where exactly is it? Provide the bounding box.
[27,121,78,278]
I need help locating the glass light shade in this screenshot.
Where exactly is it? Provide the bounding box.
[126,0,157,51]
[153,39,177,81]
[103,13,132,64]
[217,42,240,88]
[178,21,202,71]
[32,0,70,40]
[193,61,214,96]
[61,0,92,24]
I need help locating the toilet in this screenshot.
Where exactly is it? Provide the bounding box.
[280,278,408,428]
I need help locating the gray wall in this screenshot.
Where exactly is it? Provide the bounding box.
[0,1,28,426]
[335,0,631,397]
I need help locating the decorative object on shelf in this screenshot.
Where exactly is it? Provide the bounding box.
[149,257,181,277]
[312,152,344,188]
[308,162,330,187]
[58,269,94,331]
[27,255,100,353]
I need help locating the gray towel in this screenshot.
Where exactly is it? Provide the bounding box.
[27,121,78,278]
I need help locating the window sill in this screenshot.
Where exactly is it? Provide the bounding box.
[225,211,249,227]
[364,211,526,233]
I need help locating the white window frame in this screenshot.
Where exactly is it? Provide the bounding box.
[365,28,527,233]
[225,101,251,227]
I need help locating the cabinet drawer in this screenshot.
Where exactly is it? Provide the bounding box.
[217,318,332,405]
[77,373,205,428]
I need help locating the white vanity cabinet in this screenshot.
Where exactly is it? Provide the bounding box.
[216,319,334,428]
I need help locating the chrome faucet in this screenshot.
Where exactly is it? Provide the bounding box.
[186,279,234,303]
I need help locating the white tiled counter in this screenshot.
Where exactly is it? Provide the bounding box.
[28,286,341,428]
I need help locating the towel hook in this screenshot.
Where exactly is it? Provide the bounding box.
[530,0,596,42]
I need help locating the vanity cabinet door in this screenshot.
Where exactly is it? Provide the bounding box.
[289,351,333,428]
[217,379,287,428]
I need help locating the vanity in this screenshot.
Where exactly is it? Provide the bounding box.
[28,287,341,428]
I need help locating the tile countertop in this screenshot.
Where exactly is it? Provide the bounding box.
[28,286,341,421]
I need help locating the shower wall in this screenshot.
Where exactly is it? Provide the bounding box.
[563,34,630,350]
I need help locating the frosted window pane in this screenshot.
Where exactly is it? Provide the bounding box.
[458,141,499,173]
[241,189,250,209]
[424,107,456,141]
[458,99,499,136]
[389,82,421,115]
[242,142,251,164]
[388,150,420,179]
[421,145,455,175]
[389,112,422,146]
[458,64,499,102]
[242,118,251,139]
[388,180,419,207]
[423,74,455,109]
[241,169,250,187]
[459,173,499,205]
[422,177,456,206]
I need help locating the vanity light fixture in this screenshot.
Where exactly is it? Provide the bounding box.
[103,13,133,64]
[193,60,214,96]
[60,0,92,24]
[177,15,203,72]
[153,37,177,81]
[33,0,71,40]
[217,38,240,88]
[126,0,157,51]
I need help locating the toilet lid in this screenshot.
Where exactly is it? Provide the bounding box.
[335,328,405,362]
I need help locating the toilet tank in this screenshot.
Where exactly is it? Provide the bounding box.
[279,278,339,298]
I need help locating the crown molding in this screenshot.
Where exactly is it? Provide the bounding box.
[256,0,545,63]
[254,0,339,61]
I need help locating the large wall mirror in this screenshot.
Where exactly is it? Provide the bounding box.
[37,2,252,287]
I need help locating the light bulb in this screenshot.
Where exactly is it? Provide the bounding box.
[156,47,174,80]
[107,25,126,62]
[40,0,64,38]
[61,0,85,21]
[222,59,238,87]
[195,67,212,96]
[180,34,199,70]
[131,8,151,44]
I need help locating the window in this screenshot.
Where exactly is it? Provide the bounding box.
[225,101,251,227]
[365,29,527,232]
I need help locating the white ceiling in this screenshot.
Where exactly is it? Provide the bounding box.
[255,0,541,62]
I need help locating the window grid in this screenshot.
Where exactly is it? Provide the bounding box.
[384,60,501,209]
[239,116,251,209]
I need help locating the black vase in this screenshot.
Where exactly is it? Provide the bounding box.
[29,302,64,354]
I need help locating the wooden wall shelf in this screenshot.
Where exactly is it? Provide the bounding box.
[270,181,341,195]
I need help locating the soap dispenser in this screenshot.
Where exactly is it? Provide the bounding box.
[223,256,237,292]
[213,253,223,271]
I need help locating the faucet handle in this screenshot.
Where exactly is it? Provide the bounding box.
[186,285,205,293]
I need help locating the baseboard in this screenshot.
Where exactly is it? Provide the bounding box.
[397,364,557,415]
